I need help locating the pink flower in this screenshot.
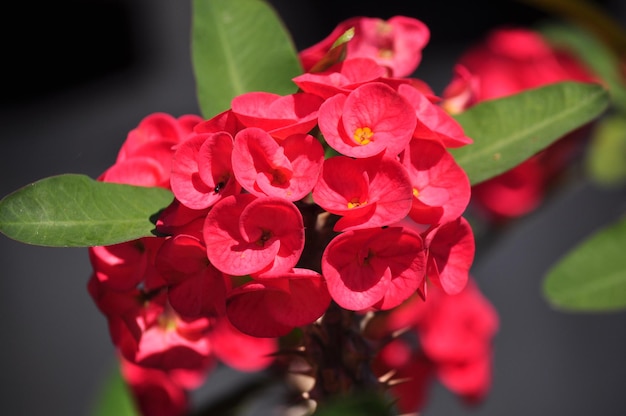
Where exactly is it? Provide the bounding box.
[230,91,323,140]
[424,217,475,295]
[397,83,473,148]
[416,281,499,404]
[225,268,331,337]
[312,154,412,231]
[231,127,324,201]
[155,232,229,319]
[203,194,305,276]
[121,358,191,416]
[299,16,430,77]
[292,57,388,99]
[370,279,499,413]
[444,28,596,104]
[442,27,597,219]
[321,226,426,311]
[318,82,416,158]
[208,317,277,372]
[401,139,471,225]
[170,132,241,210]
[100,113,202,189]
[118,113,202,162]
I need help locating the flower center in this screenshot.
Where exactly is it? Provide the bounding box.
[347,198,367,209]
[256,229,273,247]
[412,188,420,198]
[353,127,374,145]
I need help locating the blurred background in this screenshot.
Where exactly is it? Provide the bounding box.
[1,0,626,415]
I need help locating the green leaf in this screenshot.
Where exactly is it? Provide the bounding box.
[585,114,626,186]
[451,81,610,185]
[543,216,626,312]
[540,22,626,111]
[91,365,138,416]
[0,174,174,247]
[314,392,394,416]
[192,0,303,119]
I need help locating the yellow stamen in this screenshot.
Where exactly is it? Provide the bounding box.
[378,48,394,59]
[412,188,420,198]
[347,199,367,209]
[354,127,373,145]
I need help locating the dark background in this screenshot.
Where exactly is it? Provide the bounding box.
[1,1,626,415]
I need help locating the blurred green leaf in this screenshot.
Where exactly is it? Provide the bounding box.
[92,366,138,416]
[314,391,394,416]
[543,215,626,312]
[192,0,302,118]
[540,22,626,111]
[0,174,173,247]
[452,81,609,185]
[585,114,626,186]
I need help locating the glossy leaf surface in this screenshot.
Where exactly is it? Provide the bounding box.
[0,174,173,247]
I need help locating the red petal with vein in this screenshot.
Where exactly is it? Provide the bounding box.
[292,57,388,99]
[322,227,426,311]
[425,217,475,295]
[313,155,412,231]
[232,128,323,201]
[167,265,228,319]
[101,155,169,188]
[231,92,323,140]
[170,132,240,210]
[209,317,277,372]
[402,139,470,225]
[239,197,305,276]
[89,241,148,292]
[193,109,243,135]
[398,84,473,148]
[226,268,331,337]
[155,235,207,283]
[318,82,415,158]
[204,195,304,276]
[118,113,201,162]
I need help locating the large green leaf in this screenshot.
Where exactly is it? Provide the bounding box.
[0,174,173,247]
[192,0,302,118]
[543,216,626,312]
[451,81,610,185]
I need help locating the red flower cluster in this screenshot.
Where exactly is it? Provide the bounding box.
[443,28,598,220]
[87,15,495,415]
[368,279,499,412]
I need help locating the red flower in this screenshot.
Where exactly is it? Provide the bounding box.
[121,358,191,416]
[208,317,277,372]
[231,91,323,140]
[226,268,331,337]
[231,127,324,201]
[318,82,416,158]
[170,132,241,210]
[155,231,229,319]
[101,113,202,189]
[322,226,426,311]
[299,16,430,77]
[398,83,473,148]
[401,139,471,225]
[203,194,305,276]
[371,279,499,413]
[292,57,388,100]
[442,27,597,219]
[424,216,475,296]
[312,154,412,231]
